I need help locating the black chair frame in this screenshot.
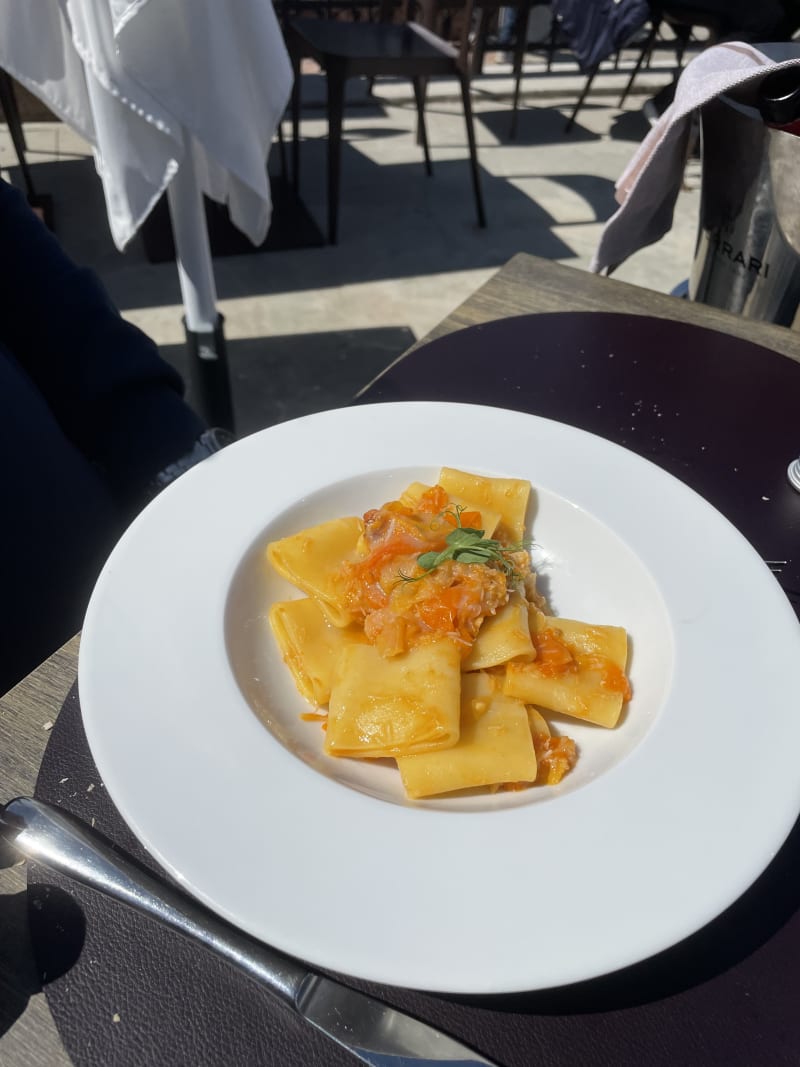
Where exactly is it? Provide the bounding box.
[286,15,486,243]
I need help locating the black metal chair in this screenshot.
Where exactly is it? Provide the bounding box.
[419,0,560,138]
[285,8,487,243]
[545,0,650,131]
[554,0,725,133]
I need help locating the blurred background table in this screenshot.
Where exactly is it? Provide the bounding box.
[2,252,799,1066]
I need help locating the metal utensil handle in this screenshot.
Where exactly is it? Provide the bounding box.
[2,796,503,1067]
[1,796,308,1006]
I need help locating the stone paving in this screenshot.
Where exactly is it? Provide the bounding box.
[0,49,703,432]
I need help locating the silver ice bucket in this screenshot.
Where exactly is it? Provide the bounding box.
[690,75,800,327]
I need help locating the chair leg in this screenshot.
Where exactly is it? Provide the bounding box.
[565,65,598,132]
[412,77,432,176]
[458,73,486,229]
[675,22,697,70]
[411,73,429,148]
[0,70,36,200]
[645,30,655,68]
[619,25,656,108]
[326,63,346,245]
[471,7,492,77]
[514,75,526,140]
[546,13,558,72]
[275,121,288,181]
[290,46,302,194]
[508,0,531,140]
[509,69,523,141]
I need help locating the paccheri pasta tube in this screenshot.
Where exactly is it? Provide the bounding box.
[266,470,632,799]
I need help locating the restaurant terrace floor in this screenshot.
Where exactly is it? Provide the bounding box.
[1,45,703,433]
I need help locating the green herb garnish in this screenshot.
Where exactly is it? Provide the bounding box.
[398,505,529,583]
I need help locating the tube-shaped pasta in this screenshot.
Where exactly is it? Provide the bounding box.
[396,672,537,798]
[267,516,363,626]
[438,468,530,542]
[462,591,536,671]
[504,615,630,728]
[268,598,365,706]
[325,639,462,758]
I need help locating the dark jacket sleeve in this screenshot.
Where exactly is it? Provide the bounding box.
[0,177,206,504]
[551,0,650,73]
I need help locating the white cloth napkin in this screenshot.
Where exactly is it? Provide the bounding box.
[591,41,800,275]
[0,0,292,250]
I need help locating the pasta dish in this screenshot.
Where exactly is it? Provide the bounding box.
[267,468,631,799]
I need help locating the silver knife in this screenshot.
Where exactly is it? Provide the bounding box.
[1,796,498,1067]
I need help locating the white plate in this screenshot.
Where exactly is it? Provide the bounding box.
[79,402,800,994]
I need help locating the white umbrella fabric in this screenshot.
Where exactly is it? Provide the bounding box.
[0,0,293,430]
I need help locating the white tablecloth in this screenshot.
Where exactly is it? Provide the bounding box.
[0,0,292,252]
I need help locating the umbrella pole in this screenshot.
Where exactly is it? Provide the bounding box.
[166,153,235,432]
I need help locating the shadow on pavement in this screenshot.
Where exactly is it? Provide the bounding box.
[10,139,587,306]
[476,104,601,144]
[159,326,414,434]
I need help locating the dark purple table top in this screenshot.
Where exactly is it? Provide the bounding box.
[28,311,800,1067]
[362,312,800,607]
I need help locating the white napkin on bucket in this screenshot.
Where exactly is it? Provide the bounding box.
[591,41,800,275]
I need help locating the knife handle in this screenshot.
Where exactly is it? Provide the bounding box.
[1,796,310,1007]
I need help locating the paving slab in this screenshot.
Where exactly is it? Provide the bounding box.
[0,55,703,431]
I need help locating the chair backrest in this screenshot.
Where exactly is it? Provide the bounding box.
[402,0,476,70]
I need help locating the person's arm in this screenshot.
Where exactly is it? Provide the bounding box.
[0,177,208,505]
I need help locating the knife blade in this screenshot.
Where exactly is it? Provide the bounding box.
[1,797,499,1066]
